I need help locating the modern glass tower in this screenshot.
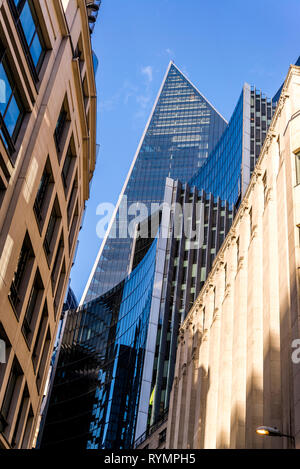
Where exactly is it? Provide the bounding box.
[40,235,158,449]
[82,62,227,302]
[189,84,276,206]
[134,83,277,446]
[40,61,278,450]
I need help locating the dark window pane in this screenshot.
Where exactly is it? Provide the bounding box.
[9,234,34,312]
[4,95,20,136]
[34,168,50,216]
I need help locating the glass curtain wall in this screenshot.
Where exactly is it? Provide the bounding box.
[40,238,158,449]
[84,63,227,302]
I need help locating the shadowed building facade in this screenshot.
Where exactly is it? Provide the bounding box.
[0,0,98,449]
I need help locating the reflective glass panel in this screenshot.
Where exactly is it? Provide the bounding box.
[15,0,44,69]
[41,238,158,450]
[84,64,227,301]
[30,31,42,67]
[4,95,21,136]
[19,2,35,44]
[0,63,12,116]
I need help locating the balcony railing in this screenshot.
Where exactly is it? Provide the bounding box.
[134,410,169,448]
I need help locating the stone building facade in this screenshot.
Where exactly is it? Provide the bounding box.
[0,0,97,449]
[166,64,300,449]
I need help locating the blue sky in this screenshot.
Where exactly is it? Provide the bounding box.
[70,0,300,302]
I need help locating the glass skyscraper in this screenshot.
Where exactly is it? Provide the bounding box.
[83,62,227,302]
[40,234,158,449]
[189,84,276,207]
[40,61,277,450]
[136,85,276,444]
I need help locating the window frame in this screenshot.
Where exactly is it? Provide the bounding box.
[9,0,46,80]
[21,269,44,342]
[8,232,35,317]
[0,44,24,156]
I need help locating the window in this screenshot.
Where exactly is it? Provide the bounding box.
[51,235,64,292]
[32,302,48,372]
[0,324,11,390]
[36,327,51,391]
[211,229,216,247]
[22,270,44,340]
[54,260,66,317]
[9,233,34,314]
[74,35,85,73]
[10,0,45,74]
[43,197,61,257]
[0,45,24,153]
[54,96,71,158]
[0,359,23,432]
[34,158,53,224]
[11,386,29,448]
[204,226,208,244]
[68,202,79,253]
[295,151,300,185]
[21,406,33,449]
[62,140,75,190]
[67,174,78,225]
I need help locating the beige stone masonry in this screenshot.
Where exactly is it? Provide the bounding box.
[166,65,300,449]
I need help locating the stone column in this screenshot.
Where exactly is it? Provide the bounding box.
[216,243,235,448]
[172,328,188,448]
[182,316,198,448]
[245,173,264,448]
[230,209,249,448]
[262,139,282,449]
[192,305,205,449]
[203,274,222,448]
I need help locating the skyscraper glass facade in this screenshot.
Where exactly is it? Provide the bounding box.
[135,84,276,444]
[249,87,275,173]
[189,85,276,208]
[83,63,227,301]
[189,90,244,206]
[135,179,234,443]
[40,237,158,449]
